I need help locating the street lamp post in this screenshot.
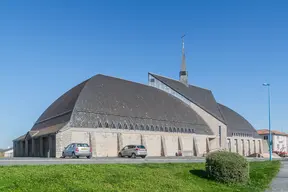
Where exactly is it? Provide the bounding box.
[263,83,272,161]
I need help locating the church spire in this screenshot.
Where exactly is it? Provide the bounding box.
[179,34,188,86]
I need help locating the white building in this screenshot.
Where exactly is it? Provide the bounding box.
[3,148,13,158]
[258,129,288,153]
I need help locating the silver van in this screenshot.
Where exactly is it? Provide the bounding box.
[118,145,147,158]
[62,143,92,159]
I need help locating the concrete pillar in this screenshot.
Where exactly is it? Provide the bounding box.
[48,135,52,158]
[117,133,123,152]
[259,140,263,154]
[141,134,146,147]
[193,136,200,157]
[206,137,211,153]
[39,137,43,157]
[89,132,97,157]
[13,142,17,157]
[25,140,28,157]
[19,141,23,157]
[31,138,35,157]
[178,136,183,154]
[161,136,167,157]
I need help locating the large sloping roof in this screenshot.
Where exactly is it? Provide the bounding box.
[31,80,88,130]
[149,73,225,123]
[31,74,213,135]
[218,103,261,138]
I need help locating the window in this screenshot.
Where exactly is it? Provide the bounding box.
[169,127,172,132]
[98,121,102,128]
[111,122,116,128]
[137,145,146,149]
[77,143,89,147]
[124,123,128,129]
[264,136,268,140]
[140,125,145,130]
[135,124,139,130]
[173,127,176,132]
[129,124,133,130]
[105,122,109,128]
[118,123,122,129]
[165,127,168,132]
[151,126,154,131]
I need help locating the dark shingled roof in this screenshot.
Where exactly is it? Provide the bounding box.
[149,73,226,124]
[31,74,213,135]
[31,80,88,130]
[217,103,261,138]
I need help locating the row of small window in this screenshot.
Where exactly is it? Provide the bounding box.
[98,120,195,133]
[232,133,252,137]
[149,76,191,105]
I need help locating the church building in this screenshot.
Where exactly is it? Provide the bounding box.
[13,37,263,158]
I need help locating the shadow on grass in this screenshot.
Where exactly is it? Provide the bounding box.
[189,169,208,179]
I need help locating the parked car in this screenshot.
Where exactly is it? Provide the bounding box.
[118,145,147,158]
[62,143,92,159]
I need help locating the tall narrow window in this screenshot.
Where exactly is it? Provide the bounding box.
[219,126,222,147]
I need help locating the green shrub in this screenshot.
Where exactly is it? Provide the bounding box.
[205,151,249,184]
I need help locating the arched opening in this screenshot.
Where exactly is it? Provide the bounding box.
[146,125,150,131]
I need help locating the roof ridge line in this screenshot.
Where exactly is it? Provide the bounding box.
[150,73,226,124]
[148,72,212,91]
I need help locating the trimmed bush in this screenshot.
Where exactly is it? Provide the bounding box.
[205,151,249,183]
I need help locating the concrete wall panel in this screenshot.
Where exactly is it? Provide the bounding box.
[95,132,118,157]
[181,135,193,155]
[144,134,161,156]
[164,135,178,156]
[122,133,141,147]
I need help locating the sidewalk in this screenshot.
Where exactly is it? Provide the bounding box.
[266,161,288,192]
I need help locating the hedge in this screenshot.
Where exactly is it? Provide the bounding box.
[205,151,249,183]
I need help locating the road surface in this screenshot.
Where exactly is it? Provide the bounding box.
[0,156,274,166]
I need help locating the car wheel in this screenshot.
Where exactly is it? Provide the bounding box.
[76,156,79,159]
[118,153,123,158]
[72,152,76,158]
[62,153,66,158]
[141,156,146,159]
[86,155,91,159]
[131,153,136,158]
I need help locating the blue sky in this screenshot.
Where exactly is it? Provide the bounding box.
[0,0,287,148]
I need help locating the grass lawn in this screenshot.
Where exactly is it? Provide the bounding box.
[0,161,280,192]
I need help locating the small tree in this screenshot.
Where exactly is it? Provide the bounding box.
[205,151,249,183]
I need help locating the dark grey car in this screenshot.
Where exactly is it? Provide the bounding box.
[118,145,147,158]
[62,143,92,159]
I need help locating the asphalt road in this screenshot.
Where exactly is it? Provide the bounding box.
[0,156,275,166]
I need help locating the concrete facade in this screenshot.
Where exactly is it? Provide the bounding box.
[226,136,262,155]
[52,127,212,158]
